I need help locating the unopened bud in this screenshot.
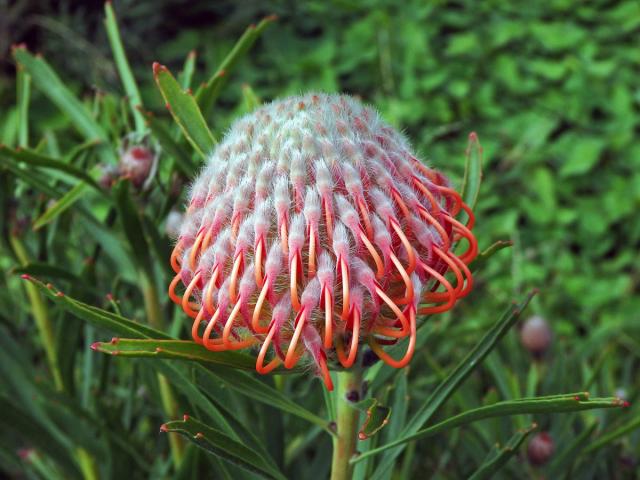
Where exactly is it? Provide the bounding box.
[119,145,157,189]
[527,432,554,466]
[520,315,552,357]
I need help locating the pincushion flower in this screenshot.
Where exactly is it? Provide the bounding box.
[168,93,477,390]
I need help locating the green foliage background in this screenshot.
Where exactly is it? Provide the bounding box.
[0,0,638,478]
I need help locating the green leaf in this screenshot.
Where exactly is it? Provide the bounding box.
[0,156,65,198]
[356,394,625,462]
[25,276,171,340]
[141,108,196,176]
[358,399,391,440]
[16,62,30,148]
[104,2,146,135]
[559,137,605,177]
[153,62,216,157]
[32,183,87,230]
[113,180,153,273]
[201,365,331,431]
[469,240,513,272]
[0,145,102,191]
[178,50,197,90]
[461,132,483,211]
[92,338,257,371]
[547,420,598,475]
[11,263,81,283]
[242,84,262,112]
[468,423,538,480]
[12,46,109,144]
[161,415,287,480]
[368,291,536,478]
[196,15,277,117]
[26,276,330,431]
[582,412,640,455]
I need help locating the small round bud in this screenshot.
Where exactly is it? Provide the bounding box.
[527,432,555,466]
[520,315,552,357]
[119,145,157,189]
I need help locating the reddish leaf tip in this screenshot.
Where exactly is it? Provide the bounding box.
[90,342,99,351]
[106,293,114,301]
[110,337,120,345]
[622,401,631,408]
[217,69,226,78]
[358,432,368,440]
[266,14,278,21]
[155,347,163,353]
[20,274,31,280]
[159,423,168,433]
[183,414,190,421]
[194,432,204,439]
[111,350,120,356]
[188,49,196,58]
[152,62,167,76]
[55,292,65,297]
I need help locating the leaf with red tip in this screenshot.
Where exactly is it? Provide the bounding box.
[162,415,286,480]
[357,399,391,440]
[356,394,626,464]
[153,62,215,157]
[91,338,257,370]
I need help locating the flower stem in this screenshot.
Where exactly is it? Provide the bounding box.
[330,369,363,480]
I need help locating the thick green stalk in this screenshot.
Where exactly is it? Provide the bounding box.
[330,369,363,480]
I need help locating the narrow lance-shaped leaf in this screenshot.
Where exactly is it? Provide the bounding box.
[468,423,538,480]
[196,15,277,116]
[25,276,331,430]
[153,63,216,157]
[32,183,87,231]
[113,179,153,273]
[104,2,146,135]
[12,47,109,145]
[355,394,627,463]
[16,62,31,148]
[140,108,196,176]
[369,291,536,478]
[0,145,103,191]
[178,50,197,90]
[92,338,258,371]
[161,415,287,480]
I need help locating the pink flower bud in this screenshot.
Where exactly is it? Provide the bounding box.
[527,432,555,466]
[119,145,157,189]
[520,315,552,357]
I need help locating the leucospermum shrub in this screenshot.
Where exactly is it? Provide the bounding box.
[1,3,635,480]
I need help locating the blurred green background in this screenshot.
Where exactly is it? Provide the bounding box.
[1,0,638,478]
